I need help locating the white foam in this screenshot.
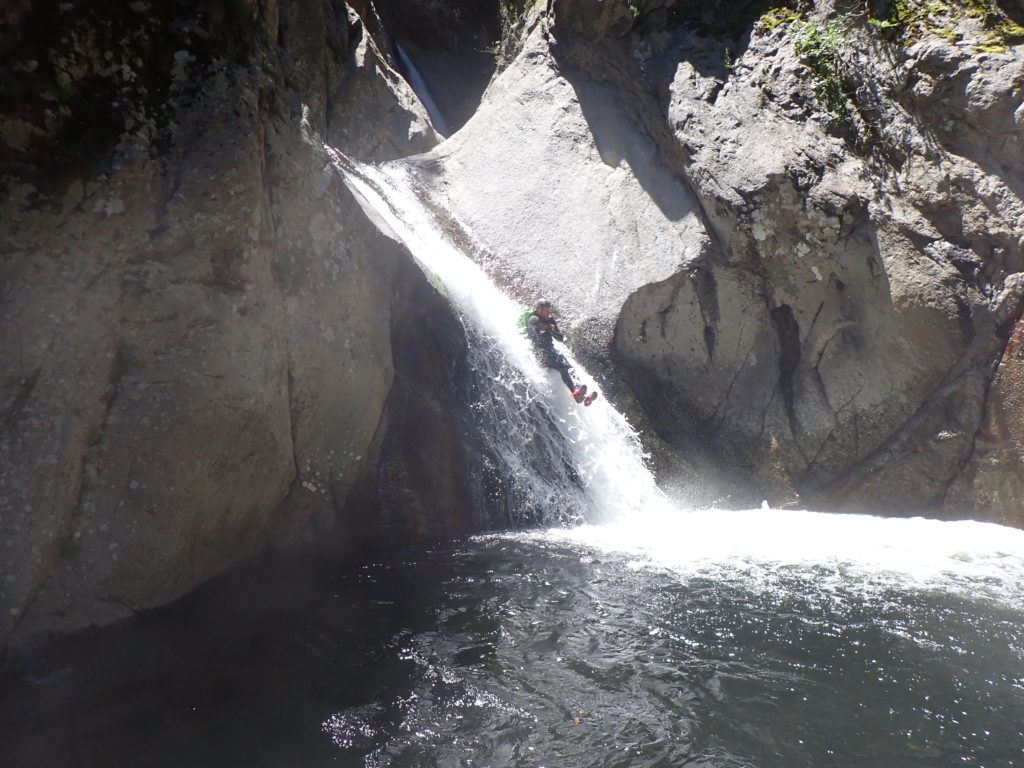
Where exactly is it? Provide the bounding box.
[512,507,1024,606]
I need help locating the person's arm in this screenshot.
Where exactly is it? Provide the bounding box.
[527,314,543,345]
[548,317,564,342]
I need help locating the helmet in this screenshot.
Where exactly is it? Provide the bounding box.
[534,298,551,311]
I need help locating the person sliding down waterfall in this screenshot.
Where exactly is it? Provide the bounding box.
[526,299,599,406]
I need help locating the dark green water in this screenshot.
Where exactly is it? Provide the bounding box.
[2,522,1023,768]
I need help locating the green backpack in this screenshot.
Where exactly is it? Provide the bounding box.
[516,307,533,333]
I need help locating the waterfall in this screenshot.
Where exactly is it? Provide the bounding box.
[329,145,1024,602]
[330,149,672,526]
[394,43,451,138]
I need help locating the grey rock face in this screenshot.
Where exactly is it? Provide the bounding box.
[325,0,442,159]
[553,0,639,39]
[0,0,452,646]
[420,26,711,364]
[645,16,1024,517]
[419,3,1024,521]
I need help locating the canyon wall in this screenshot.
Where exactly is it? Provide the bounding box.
[0,0,479,648]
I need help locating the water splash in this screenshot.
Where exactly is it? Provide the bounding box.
[520,507,1024,608]
[316,531,1024,768]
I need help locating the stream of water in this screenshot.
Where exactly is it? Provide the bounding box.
[394,43,451,138]
[336,154,670,528]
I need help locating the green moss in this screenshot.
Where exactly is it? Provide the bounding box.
[667,0,801,40]
[867,16,900,30]
[996,18,1024,40]
[873,0,1024,51]
[43,81,78,103]
[961,0,994,16]
[487,0,543,69]
[759,6,801,30]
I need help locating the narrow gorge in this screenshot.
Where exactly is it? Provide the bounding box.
[2,2,1024,764]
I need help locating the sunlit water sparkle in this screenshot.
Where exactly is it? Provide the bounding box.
[317,527,1024,768]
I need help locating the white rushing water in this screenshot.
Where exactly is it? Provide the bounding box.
[332,146,1024,609]
[334,151,672,525]
[394,43,451,138]
[521,507,1024,608]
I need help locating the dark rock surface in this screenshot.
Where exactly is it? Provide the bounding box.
[373,0,501,135]
[0,0,463,648]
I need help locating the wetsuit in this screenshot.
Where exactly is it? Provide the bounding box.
[527,313,578,391]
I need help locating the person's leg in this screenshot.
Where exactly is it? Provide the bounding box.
[556,361,576,391]
[547,351,578,392]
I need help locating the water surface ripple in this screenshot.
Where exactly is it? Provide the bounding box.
[2,512,1023,768]
[326,519,1024,768]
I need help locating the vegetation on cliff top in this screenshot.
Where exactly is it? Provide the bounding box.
[791,17,853,128]
[874,0,1024,51]
[753,0,1023,139]
[760,0,1024,51]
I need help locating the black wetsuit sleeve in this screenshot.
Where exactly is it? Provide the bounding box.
[527,314,545,347]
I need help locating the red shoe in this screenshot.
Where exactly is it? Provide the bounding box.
[583,391,599,406]
[571,385,587,403]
